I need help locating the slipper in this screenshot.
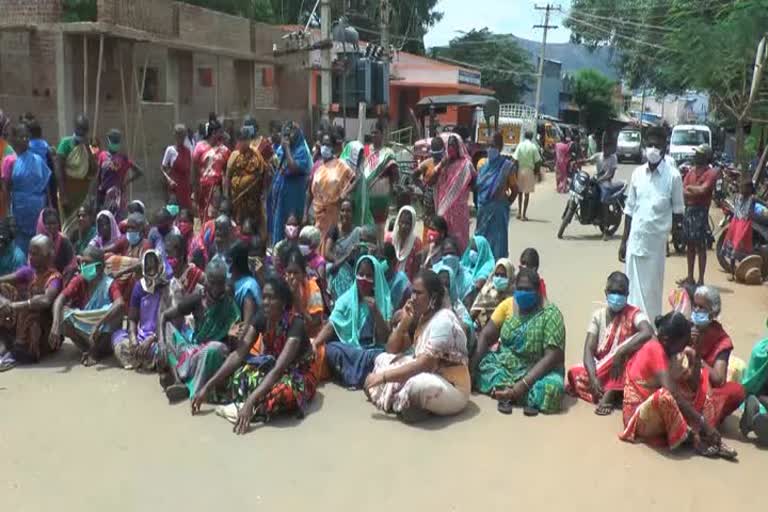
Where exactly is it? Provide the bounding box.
[215,403,240,424]
[165,384,189,404]
[0,353,16,372]
[740,395,760,437]
[754,414,768,447]
[595,403,614,416]
[695,443,720,458]
[716,442,738,461]
[523,406,539,417]
[497,399,514,415]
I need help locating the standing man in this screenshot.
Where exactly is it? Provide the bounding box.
[619,127,684,321]
[681,144,717,285]
[511,131,541,222]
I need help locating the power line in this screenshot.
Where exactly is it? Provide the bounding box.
[567,14,679,53]
[430,52,539,76]
[565,7,678,32]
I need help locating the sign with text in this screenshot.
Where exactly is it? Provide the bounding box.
[458,69,482,87]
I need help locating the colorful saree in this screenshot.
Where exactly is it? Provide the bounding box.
[566,304,644,403]
[743,336,768,414]
[62,274,117,338]
[461,235,495,284]
[434,136,474,251]
[385,206,423,281]
[340,141,372,225]
[227,138,272,230]
[475,155,513,259]
[363,146,398,225]
[475,303,566,413]
[2,151,51,253]
[194,141,231,222]
[311,157,356,243]
[57,137,93,234]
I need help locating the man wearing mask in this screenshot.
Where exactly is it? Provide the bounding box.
[619,127,684,321]
[681,144,717,286]
[55,115,97,227]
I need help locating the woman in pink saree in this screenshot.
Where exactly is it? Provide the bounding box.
[432,134,475,252]
[554,138,572,194]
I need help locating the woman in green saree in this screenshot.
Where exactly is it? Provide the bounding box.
[471,267,566,415]
[362,122,399,240]
[740,334,768,445]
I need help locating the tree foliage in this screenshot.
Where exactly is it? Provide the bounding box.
[565,0,768,162]
[572,69,615,131]
[428,29,534,103]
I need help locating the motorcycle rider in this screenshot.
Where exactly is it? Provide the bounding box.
[583,132,620,241]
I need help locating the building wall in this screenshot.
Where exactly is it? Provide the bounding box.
[97,0,176,36]
[2,0,61,24]
[177,3,252,54]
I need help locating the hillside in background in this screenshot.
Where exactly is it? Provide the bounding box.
[512,37,619,79]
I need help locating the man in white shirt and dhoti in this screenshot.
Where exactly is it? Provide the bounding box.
[619,128,684,322]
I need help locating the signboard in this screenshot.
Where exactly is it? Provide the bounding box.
[458,69,482,87]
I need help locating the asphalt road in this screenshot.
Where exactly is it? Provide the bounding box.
[2,163,767,512]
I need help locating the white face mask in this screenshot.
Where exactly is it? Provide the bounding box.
[645,147,662,165]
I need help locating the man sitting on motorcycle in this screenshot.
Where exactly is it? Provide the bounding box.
[585,133,620,240]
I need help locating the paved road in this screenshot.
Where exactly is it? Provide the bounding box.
[2,163,767,512]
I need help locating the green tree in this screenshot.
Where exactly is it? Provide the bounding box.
[565,0,768,164]
[428,29,534,103]
[572,69,615,131]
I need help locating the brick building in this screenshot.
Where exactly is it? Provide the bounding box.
[0,0,307,208]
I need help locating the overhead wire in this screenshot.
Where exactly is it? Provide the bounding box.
[565,13,680,53]
[566,7,679,32]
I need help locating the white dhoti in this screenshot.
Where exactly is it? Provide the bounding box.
[626,235,667,323]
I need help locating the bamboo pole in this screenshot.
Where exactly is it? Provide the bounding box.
[92,34,105,139]
[131,52,149,157]
[83,34,88,118]
[118,45,131,197]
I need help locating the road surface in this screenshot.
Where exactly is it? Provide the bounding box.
[2,163,766,512]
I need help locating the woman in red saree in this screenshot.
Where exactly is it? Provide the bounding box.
[192,120,230,223]
[566,271,653,414]
[619,311,737,459]
[431,134,475,252]
[554,139,571,193]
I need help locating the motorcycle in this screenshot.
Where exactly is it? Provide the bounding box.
[557,168,626,239]
[715,197,768,272]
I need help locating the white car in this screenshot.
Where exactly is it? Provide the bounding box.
[669,124,711,165]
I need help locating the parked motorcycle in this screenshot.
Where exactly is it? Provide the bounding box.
[557,168,626,239]
[715,197,768,272]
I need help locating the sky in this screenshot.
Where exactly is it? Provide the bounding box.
[423,0,573,49]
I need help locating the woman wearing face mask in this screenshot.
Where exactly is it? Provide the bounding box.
[55,115,97,232]
[324,199,362,303]
[460,235,495,307]
[475,132,514,259]
[365,270,470,422]
[305,133,356,249]
[619,312,737,459]
[224,123,273,231]
[95,129,143,214]
[340,140,371,225]
[362,121,400,241]
[192,119,231,223]
[471,268,566,415]
[566,271,653,415]
[50,245,125,366]
[111,250,166,370]
[108,213,153,304]
[384,206,422,282]
[432,134,475,252]
[191,277,317,433]
[470,258,515,329]
[158,259,241,403]
[312,255,392,388]
[420,215,448,268]
[298,225,326,289]
[272,213,301,268]
[436,237,472,304]
[271,122,312,244]
[414,137,446,241]
[164,232,204,306]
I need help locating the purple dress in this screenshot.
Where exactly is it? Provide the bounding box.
[111,281,162,369]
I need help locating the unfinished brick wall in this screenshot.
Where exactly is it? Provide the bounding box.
[177,3,251,55]
[2,0,61,24]
[97,0,176,36]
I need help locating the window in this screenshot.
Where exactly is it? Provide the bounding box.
[140,67,159,102]
[198,67,213,88]
[618,131,641,142]
[671,129,709,146]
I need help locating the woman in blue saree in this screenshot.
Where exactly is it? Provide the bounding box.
[312,255,392,388]
[271,122,312,245]
[475,133,514,259]
[1,123,51,253]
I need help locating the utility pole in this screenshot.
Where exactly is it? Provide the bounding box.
[533,4,558,119]
[320,0,332,124]
[380,0,391,135]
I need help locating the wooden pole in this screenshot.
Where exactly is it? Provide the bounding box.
[131,52,149,157]
[92,34,105,139]
[118,45,131,198]
[83,34,88,118]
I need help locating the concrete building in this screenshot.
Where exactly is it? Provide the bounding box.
[0,0,304,207]
[629,91,710,126]
[522,58,562,118]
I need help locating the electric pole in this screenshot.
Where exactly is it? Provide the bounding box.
[533,3,558,118]
[320,0,332,124]
[380,0,391,134]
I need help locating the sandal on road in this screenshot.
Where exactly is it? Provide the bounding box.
[497,399,514,415]
[595,402,615,416]
[716,442,738,461]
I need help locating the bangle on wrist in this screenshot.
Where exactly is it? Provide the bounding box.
[521,377,531,390]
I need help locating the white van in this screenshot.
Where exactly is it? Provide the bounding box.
[669,124,712,165]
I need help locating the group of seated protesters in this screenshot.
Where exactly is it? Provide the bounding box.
[0,197,766,456]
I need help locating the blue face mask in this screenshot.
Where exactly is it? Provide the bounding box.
[442,255,460,272]
[691,310,711,328]
[320,145,333,160]
[468,249,478,265]
[127,231,141,246]
[492,276,509,291]
[514,289,538,312]
[166,204,180,217]
[606,293,628,313]
[487,148,500,160]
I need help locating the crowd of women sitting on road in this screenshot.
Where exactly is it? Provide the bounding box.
[0,110,766,458]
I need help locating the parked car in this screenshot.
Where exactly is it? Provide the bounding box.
[617,129,643,163]
[669,124,712,166]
